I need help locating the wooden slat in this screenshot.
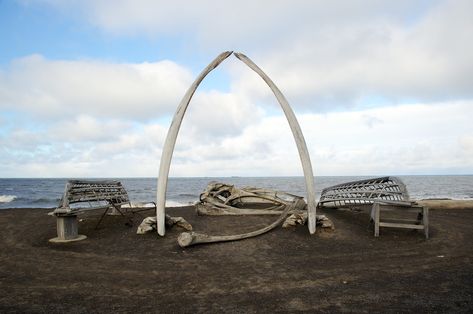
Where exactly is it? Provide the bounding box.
[379,222,425,230]
[55,180,131,214]
[319,176,411,208]
[379,218,420,224]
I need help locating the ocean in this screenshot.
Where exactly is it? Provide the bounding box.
[0,175,472,209]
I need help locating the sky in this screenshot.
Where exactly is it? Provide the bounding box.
[0,0,472,178]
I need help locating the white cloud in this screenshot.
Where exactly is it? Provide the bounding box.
[31,0,473,111]
[1,100,472,177]
[0,54,193,120]
[49,115,131,142]
[231,0,473,110]
[167,101,473,176]
[300,101,473,175]
[178,90,265,143]
[0,117,166,177]
[2,0,472,177]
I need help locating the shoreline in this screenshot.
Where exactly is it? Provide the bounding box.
[2,198,473,211]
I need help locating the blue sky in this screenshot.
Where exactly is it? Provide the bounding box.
[0,0,472,177]
[0,1,179,64]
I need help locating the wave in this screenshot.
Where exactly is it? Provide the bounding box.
[165,200,194,207]
[178,193,199,198]
[0,195,17,203]
[31,197,61,204]
[120,200,193,208]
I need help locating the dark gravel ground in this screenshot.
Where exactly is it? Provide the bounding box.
[0,203,472,313]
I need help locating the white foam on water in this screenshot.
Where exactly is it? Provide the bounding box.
[120,200,191,208]
[0,195,17,203]
[165,200,193,207]
[122,202,156,208]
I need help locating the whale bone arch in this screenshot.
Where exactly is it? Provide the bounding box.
[156,51,316,236]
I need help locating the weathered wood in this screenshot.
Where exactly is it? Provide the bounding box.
[50,180,153,242]
[321,177,429,239]
[374,203,380,237]
[379,222,425,229]
[49,215,87,243]
[371,201,428,239]
[54,180,130,214]
[423,207,429,239]
[53,182,129,213]
[377,217,420,224]
[319,177,411,208]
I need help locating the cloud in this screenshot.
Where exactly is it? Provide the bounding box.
[30,0,473,111]
[231,0,473,110]
[35,1,430,44]
[1,100,472,177]
[179,90,265,143]
[300,101,473,175]
[0,54,193,120]
[2,0,472,177]
[169,100,473,176]
[49,115,132,142]
[0,115,166,177]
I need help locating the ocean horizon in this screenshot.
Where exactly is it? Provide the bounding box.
[1,175,472,209]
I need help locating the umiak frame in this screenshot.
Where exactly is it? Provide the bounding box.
[318,177,429,238]
[156,51,317,236]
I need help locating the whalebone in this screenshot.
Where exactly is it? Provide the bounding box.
[177,202,295,248]
[156,51,233,236]
[137,215,192,235]
[156,51,318,237]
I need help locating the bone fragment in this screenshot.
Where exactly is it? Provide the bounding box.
[196,203,286,216]
[196,182,307,216]
[282,212,334,230]
[166,215,193,231]
[283,211,308,228]
[137,215,192,234]
[177,203,295,248]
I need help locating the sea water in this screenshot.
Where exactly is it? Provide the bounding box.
[0,175,472,209]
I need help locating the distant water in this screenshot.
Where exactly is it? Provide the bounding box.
[0,176,472,209]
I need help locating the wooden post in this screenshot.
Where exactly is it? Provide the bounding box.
[373,203,380,237]
[423,207,429,239]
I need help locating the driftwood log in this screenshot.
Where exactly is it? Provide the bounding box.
[156,51,317,236]
[178,202,295,248]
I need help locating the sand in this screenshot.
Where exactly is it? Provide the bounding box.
[0,200,472,313]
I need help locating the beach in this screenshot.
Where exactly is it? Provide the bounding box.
[0,200,472,313]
